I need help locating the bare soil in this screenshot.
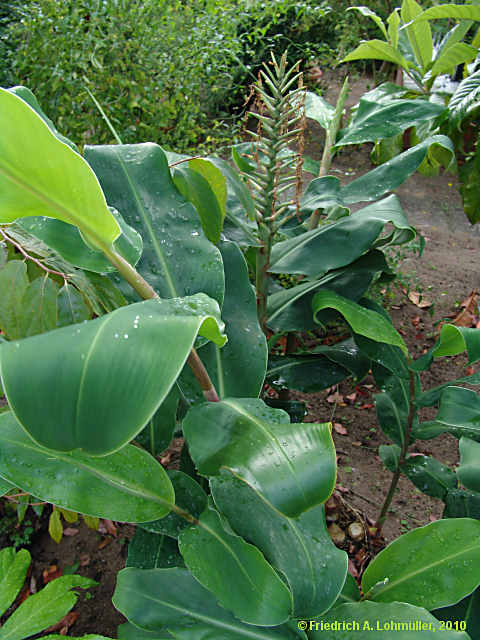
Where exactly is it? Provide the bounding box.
[5,73,480,637]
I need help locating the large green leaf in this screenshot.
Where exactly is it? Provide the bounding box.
[127,529,183,571]
[418,387,480,442]
[431,42,478,77]
[0,260,28,340]
[0,88,120,251]
[310,601,469,639]
[211,473,347,619]
[299,177,343,214]
[312,291,407,353]
[0,294,226,454]
[374,383,410,448]
[270,195,414,276]
[18,275,58,338]
[336,99,445,147]
[444,489,480,519]
[303,91,336,130]
[84,143,224,304]
[342,40,409,67]
[458,437,480,493]
[410,5,480,22]
[183,398,336,518]
[179,505,292,626]
[207,157,256,222]
[118,623,174,640]
[401,0,433,72]
[417,370,480,408]
[341,136,454,204]
[0,574,96,640]
[0,411,174,522]
[267,250,392,333]
[57,282,91,327]
[135,387,179,457]
[113,567,300,639]
[434,586,480,640]
[173,159,226,245]
[402,454,458,499]
[362,518,480,609]
[179,240,267,403]
[0,547,30,618]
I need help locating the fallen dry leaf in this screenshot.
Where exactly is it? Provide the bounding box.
[412,315,421,327]
[79,553,90,567]
[102,519,118,537]
[98,536,113,550]
[43,565,62,584]
[359,403,374,410]
[63,527,79,537]
[333,422,348,435]
[408,290,432,308]
[327,391,344,404]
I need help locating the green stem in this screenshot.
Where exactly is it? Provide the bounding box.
[375,369,416,532]
[102,245,219,402]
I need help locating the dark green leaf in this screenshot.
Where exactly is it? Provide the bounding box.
[135,387,179,456]
[419,387,480,442]
[433,586,480,640]
[127,529,184,570]
[457,437,480,493]
[0,260,29,340]
[57,283,91,327]
[444,489,480,519]
[402,455,457,499]
[379,444,402,472]
[19,275,59,338]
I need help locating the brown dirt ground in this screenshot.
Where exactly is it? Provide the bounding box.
[4,72,480,637]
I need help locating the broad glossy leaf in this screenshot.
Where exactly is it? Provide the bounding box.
[139,471,207,538]
[313,291,407,353]
[411,5,480,22]
[379,444,401,472]
[266,339,369,392]
[0,574,96,640]
[207,157,256,222]
[402,454,457,499]
[0,477,14,496]
[19,275,58,338]
[179,505,292,625]
[387,9,401,49]
[342,40,409,67]
[342,136,454,204]
[401,0,433,71]
[0,89,120,250]
[299,176,342,213]
[362,519,480,609]
[432,42,478,77]
[303,91,335,130]
[127,529,183,570]
[0,411,174,522]
[336,99,445,147]
[270,195,414,276]
[183,398,336,518]
[0,294,226,454]
[268,250,392,333]
[419,387,480,442]
[444,489,480,519]
[118,623,174,640]
[0,547,30,618]
[84,143,224,304]
[417,370,480,408]
[434,586,480,640]
[374,383,410,448]
[114,567,299,639]
[211,474,347,618]
[0,260,28,340]
[179,240,267,403]
[311,601,469,639]
[19,206,143,273]
[173,159,226,245]
[458,437,480,493]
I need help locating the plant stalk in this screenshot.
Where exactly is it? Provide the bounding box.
[103,245,219,402]
[375,370,416,532]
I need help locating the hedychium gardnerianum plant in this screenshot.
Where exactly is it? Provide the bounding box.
[1,87,480,639]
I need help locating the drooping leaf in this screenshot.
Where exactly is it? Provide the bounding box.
[0,547,30,618]
[348,6,388,39]
[312,291,407,354]
[183,398,336,518]
[179,240,267,403]
[310,601,469,639]
[0,88,120,250]
[211,473,347,619]
[303,91,336,130]
[299,176,343,214]
[207,157,256,223]
[410,5,480,23]
[336,99,445,147]
[362,518,480,609]
[139,471,208,539]
[114,567,299,639]
[457,437,480,493]
[418,387,480,442]
[57,282,91,327]
[379,444,402,472]
[0,260,28,340]
[431,42,478,77]
[433,586,480,640]
[341,136,454,204]
[270,195,414,276]
[173,159,226,245]
[0,574,97,640]
[179,504,292,626]
[0,294,226,454]
[402,454,457,499]
[342,40,409,67]
[0,411,174,523]
[48,508,63,544]
[374,382,410,448]
[417,370,480,408]
[84,143,224,304]
[18,275,59,338]
[444,489,480,519]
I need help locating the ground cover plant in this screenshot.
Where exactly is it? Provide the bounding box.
[1,79,480,639]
